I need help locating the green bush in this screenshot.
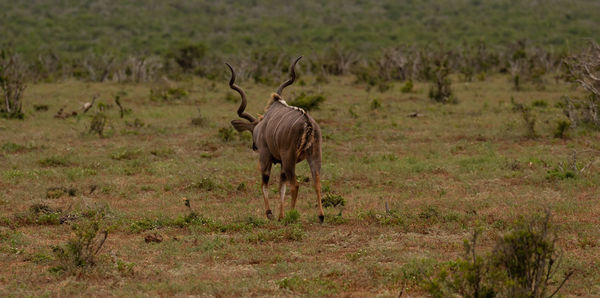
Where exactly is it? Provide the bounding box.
[89,111,107,137]
[369,99,381,110]
[511,98,537,138]
[0,50,26,119]
[168,42,206,72]
[282,209,300,225]
[13,203,63,226]
[38,156,71,167]
[425,212,573,297]
[322,193,346,208]
[401,80,414,93]
[111,148,141,160]
[553,120,570,138]
[1,142,28,153]
[288,93,326,111]
[218,127,235,142]
[51,209,109,273]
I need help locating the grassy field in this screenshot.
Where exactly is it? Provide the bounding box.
[1,74,599,296]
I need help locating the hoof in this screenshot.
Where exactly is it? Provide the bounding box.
[266,210,274,220]
[318,215,324,223]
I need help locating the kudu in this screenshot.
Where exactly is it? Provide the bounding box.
[226,56,325,223]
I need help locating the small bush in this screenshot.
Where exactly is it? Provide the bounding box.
[401,80,414,93]
[429,55,457,104]
[369,99,381,110]
[553,120,570,138]
[288,93,326,111]
[149,148,174,158]
[325,212,346,225]
[418,206,440,221]
[169,42,206,72]
[89,111,107,136]
[532,100,548,108]
[282,209,300,225]
[191,115,208,127]
[13,203,62,226]
[322,193,346,208]
[38,156,71,167]
[425,212,573,298]
[185,177,217,191]
[111,148,141,160]
[52,211,109,273]
[562,42,600,129]
[247,224,305,243]
[1,142,29,154]
[512,98,537,138]
[218,127,235,142]
[545,167,576,180]
[150,85,188,102]
[33,104,49,111]
[0,50,27,119]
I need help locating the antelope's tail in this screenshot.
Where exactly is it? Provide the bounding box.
[297,119,314,158]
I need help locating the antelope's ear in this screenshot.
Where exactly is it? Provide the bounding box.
[231,119,254,132]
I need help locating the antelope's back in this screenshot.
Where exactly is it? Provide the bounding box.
[255,102,316,159]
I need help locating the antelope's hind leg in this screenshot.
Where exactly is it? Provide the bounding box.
[259,157,274,220]
[278,158,298,220]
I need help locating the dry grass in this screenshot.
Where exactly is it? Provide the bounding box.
[0,75,599,296]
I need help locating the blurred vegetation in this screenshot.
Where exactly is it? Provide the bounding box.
[0,1,597,88]
[1,0,599,58]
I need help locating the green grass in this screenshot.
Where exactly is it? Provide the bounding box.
[0,75,599,296]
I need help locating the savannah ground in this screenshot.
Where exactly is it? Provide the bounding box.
[1,74,599,296]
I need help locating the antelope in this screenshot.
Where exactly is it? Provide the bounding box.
[226,56,325,223]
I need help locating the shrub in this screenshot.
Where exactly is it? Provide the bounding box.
[218,127,235,142]
[322,193,346,208]
[38,156,71,167]
[282,209,300,225]
[512,98,537,138]
[0,49,27,119]
[562,42,600,128]
[425,212,573,298]
[1,142,29,154]
[169,42,206,72]
[545,167,576,180]
[51,210,109,273]
[425,228,495,298]
[553,120,570,138]
[532,100,548,107]
[111,148,141,160]
[288,93,326,111]
[401,80,414,93]
[13,204,62,226]
[428,53,457,104]
[89,111,107,136]
[33,104,49,111]
[369,99,381,110]
[185,177,217,191]
[191,115,208,126]
[150,86,188,102]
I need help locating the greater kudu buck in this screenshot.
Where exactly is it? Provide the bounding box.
[226,56,325,223]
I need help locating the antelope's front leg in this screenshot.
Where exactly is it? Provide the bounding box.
[314,172,325,223]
